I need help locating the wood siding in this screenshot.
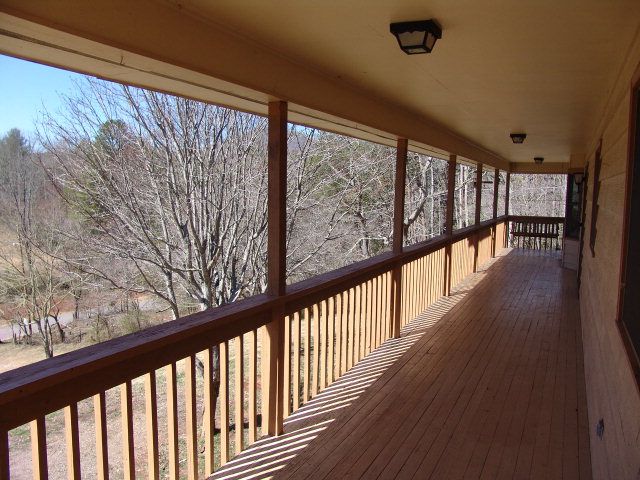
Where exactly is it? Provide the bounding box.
[579,29,640,480]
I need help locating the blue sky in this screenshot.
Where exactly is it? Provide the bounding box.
[0,55,85,138]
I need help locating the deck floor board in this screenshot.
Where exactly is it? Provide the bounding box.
[209,249,592,480]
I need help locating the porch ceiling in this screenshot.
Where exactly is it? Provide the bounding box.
[176,0,640,164]
[0,1,639,169]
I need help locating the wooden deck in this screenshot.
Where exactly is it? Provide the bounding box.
[211,249,592,480]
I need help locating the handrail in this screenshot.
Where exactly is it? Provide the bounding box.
[508,215,565,223]
[0,217,506,431]
[0,217,511,480]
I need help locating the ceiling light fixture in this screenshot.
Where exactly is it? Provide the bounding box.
[510,133,527,144]
[390,20,442,55]
[534,157,544,164]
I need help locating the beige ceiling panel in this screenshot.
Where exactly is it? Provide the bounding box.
[1,0,639,170]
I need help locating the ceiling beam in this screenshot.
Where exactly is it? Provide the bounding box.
[509,162,569,174]
[0,2,509,170]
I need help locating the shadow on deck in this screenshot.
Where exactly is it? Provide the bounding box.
[210,248,591,480]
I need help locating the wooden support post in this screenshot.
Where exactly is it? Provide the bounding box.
[493,169,500,219]
[492,169,500,257]
[263,100,287,436]
[444,155,456,296]
[505,171,511,248]
[505,172,511,216]
[473,164,483,272]
[393,138,408,254]
[391,138,407,338]
[475,163,483,225]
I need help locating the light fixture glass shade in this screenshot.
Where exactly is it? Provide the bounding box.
[510,133,527,144]
[397,30,426,48]
[390,20,442,55]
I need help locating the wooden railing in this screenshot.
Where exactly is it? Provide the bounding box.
[0,218,508,479]
[508,215,565,251]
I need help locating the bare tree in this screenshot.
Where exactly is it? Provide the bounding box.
[0,129,74,357]
[40,81,271,318]
[404,153,448,244]
[286,130,396,281]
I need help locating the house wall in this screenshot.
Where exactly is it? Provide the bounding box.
[580,27,640,480]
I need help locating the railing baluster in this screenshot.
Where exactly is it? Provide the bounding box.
[354,283,362,362]
[407,262,412,326]
[319,300,327,391]
[412,259,418,321]
[347,287,355,370]
[93,392,109,480]
[166,363,179,480]
[235,335,246,450]
[368,278,375,351]
[144,372,159,480]
[363,280,370,355]
[420,256,426,312]
[30,416,48,480]
[203,348,215,476]
[341,291,349,375]
[303,307,311,403]
[372,278,378,350]
[384,271,390,340]
[361,280,367,356]
[312,303,320,397]
[64,403,81,480]
[327,295,335,386]
[120,381,135,480]
[292,312,301,411]
[334,294,342,381]
[282,319,290,420]
[184,354,198,480]
[220,340,230,465]
[248,330,257,445]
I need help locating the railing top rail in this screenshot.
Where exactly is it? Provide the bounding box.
[508,215,565,223]
[0,217,506,431]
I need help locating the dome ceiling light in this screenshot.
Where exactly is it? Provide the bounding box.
[390,20,442,55]
[510,133,527,144]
